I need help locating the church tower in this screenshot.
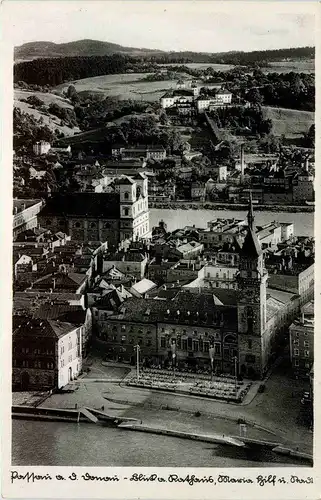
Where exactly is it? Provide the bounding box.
[236,193,268,379]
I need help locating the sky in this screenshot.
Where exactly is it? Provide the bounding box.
[4,1,316,53]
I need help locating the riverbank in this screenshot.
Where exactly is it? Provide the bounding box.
[149,201,314,212]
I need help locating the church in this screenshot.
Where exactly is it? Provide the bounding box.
[38,173,151,245]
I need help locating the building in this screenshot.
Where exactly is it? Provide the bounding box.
[38,174,150,244]
[33,141,51,156]
[196,90,233,113]
[100,250,148,279]
[191,182,206,201]
[184,262,238,292]
[13,199,43,240]
[12,317,82,390]
[160,90,194,109]
[199,218,246,249]
[113,146,166,161]
[293,161,314,203]
[93,292,238,372]
[289,301,314,379]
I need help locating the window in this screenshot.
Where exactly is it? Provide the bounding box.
[147,339,151,346]
[193,340,199,352]
[304,341,309,348]
[294,349,299,357]
[124,192,129,200]
[305,362,310,369]
[90,222,96,229]
[294,360,299,367]
[215,343,221,355]
[121,335,126,344]
[138,338,143,346]
[123,208,129,216]
[182,339,188,351]
[121,325,126,331]
[74,222,81,228]
[203,341,209,353]
[223,348,230,360]
[304,350,309,358]
[293,339,299,345]
[187,338,193,350]
[161,337,166,348]
[104,222,110,229]
[177,337,181,350]
[199,339,203,352]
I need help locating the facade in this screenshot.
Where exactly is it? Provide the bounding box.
[293,165,314,203]
[13,199,43,239]
[289,301,314,379]
[196,90,233,113]
[12,318,82,391]
[38,175,150,244]
[199,218,246,249]
[191,182,206,201]
[93,292,238,373]
[160,90,194,109]
[33,141,51,156]
[101,251,148,279]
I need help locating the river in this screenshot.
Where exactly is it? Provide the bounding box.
[12,420,307,467]
[150,209,314,237]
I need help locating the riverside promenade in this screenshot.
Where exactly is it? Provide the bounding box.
[12,355,313,457]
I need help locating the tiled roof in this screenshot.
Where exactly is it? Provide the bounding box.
[106,291,237,329]
[39,193,120,218]
[13,317,77,339]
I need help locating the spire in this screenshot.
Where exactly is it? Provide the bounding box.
[247,191,254,230]
[241,191,262,258]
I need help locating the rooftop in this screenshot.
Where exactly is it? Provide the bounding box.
[106,291,237,329]
[39,193,120,218]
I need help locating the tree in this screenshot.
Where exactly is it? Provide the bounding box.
[247,88,264,106]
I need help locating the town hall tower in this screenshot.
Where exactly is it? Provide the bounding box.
[237,194,268,378]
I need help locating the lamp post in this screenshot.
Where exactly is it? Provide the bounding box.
[134,344,140,381]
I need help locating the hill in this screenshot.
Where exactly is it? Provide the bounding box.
[14,39,163,61]
[262,106,314,138]
[15,39,314,65]
[14,90,80,137]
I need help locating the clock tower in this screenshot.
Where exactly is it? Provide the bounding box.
[237,193,268,378]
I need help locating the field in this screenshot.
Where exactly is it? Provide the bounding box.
[262,106,314,138]
[266,59,314,74]
[14,90,80,136]
[163,59,314,74]
[162,63,234,71]
[55,73,181,102]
